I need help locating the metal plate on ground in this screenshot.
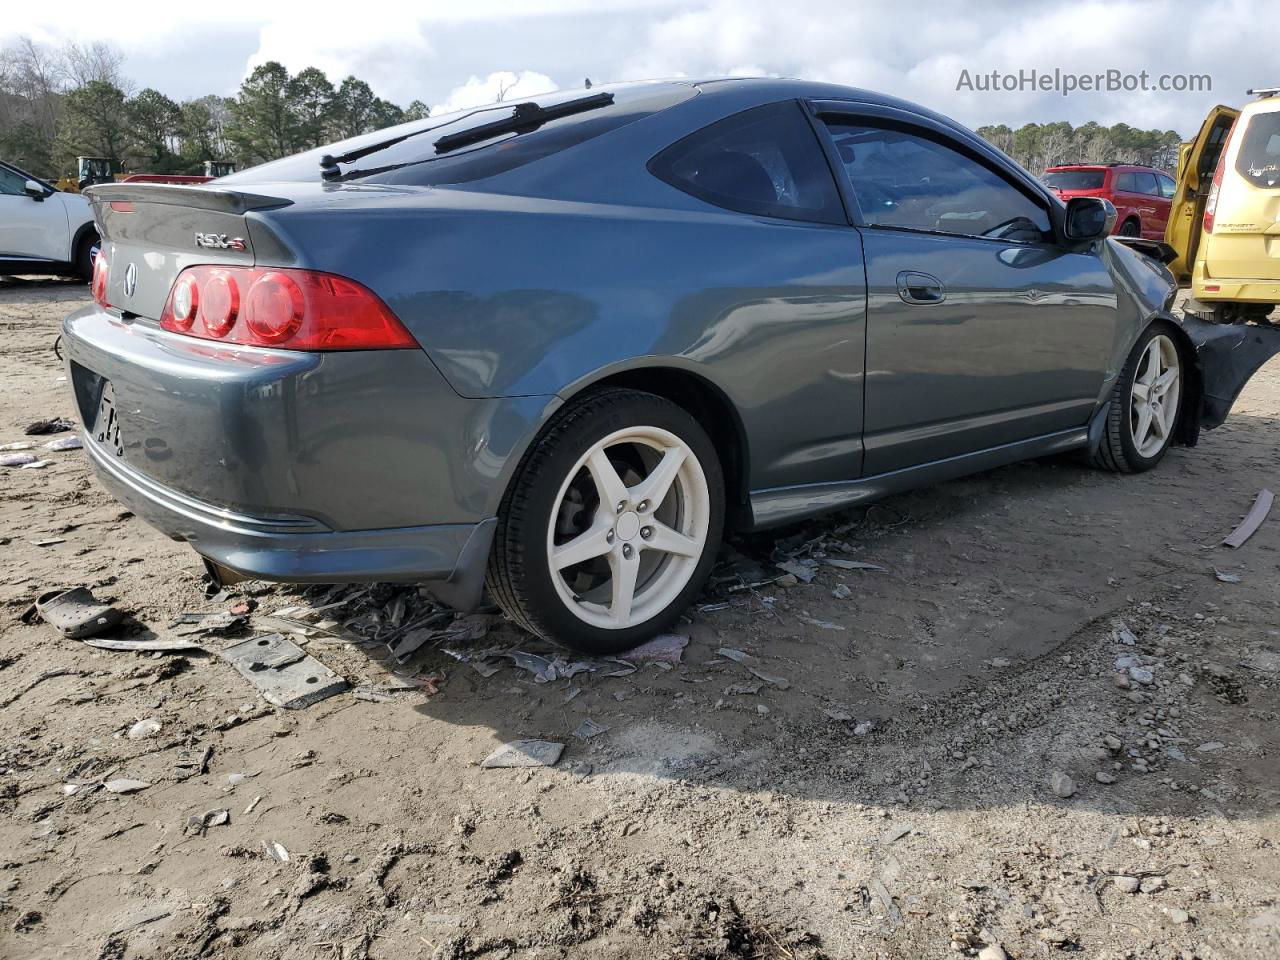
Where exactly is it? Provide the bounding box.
[219,633,348,709]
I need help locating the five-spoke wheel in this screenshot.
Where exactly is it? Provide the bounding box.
[1092,322,1184,473]
[487,388,724,653]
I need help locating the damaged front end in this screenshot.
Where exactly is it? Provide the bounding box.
[1177,314,1280,430]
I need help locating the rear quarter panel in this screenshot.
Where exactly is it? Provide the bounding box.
[263,192,869,494]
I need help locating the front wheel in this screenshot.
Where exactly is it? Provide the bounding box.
[74,231,100,282]
[1118,218,1141,238]
[1091,323,1184,473]
[486,388,724,654]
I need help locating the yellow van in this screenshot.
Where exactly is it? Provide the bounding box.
[1167,87,1280,324]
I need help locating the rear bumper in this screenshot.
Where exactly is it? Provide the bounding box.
[61,304,554,604]
[84,434,494,589]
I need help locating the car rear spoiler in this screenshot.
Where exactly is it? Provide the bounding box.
[83,183,292,214]
[1114,236,1179,265]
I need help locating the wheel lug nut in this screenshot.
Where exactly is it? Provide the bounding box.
[637,499,649,512]
[622,543,634,559]
[640,526,652,539]
[606,530,615,544]
[616,500,627,514]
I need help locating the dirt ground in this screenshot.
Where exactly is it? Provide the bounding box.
[0,278,1277,960]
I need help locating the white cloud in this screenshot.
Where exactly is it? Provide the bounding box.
[1,0,1271,135]
[431,71,560,115]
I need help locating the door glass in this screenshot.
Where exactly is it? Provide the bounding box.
[650,101,844,224]
[1114,171,1138,193]
[1133,172,1160,195]
[1158,174,1177,198]
[823,121,1050,242]
[0,167,29,196]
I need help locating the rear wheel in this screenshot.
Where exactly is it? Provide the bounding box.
[1118,218,1141,237]
[486,388,724,654]
[1091,323,1184,473]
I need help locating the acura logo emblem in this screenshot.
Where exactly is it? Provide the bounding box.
[123,262,137,297]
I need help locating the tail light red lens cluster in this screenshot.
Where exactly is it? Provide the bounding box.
[91,251,110,308]
[1203,120,1237,235]
[159,265,417,351]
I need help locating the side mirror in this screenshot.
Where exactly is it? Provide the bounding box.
[23,180,46,201]
[1064,196,1116,241]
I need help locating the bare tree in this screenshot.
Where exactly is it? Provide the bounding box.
[494,75,516,103]
[60,40,130,94]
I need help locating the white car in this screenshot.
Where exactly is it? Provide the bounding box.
[0,160,98,280]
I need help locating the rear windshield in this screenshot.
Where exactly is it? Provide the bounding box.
[1236,110,1280,188]
[221,83,695,188]
[1042,170,1105,190]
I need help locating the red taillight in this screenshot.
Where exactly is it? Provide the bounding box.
[244,272,303,344]
[201,270,240,337]
[1203,120,1237,235]
[159,265,416,351]
[91,251,109,307]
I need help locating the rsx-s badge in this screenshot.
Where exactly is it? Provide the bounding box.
[194,233,246,251]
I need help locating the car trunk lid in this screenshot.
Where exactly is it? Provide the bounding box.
[83,183,294,320]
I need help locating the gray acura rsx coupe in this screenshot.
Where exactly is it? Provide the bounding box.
[63,78,1280,653]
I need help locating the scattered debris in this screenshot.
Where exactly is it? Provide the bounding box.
[262,840,290,862]
[624,633,688,663]
[24,416,75,435]
[1221,488,1273,548]
[1212,567,1243,583]
[19,459,52,469]
[776,560,816,582]
[880,823,914,844]
[243,795,263,815]
[126,719,162,739]
[219,634,348,709]
[2,452,38,467]
[481,740,564,769]
[103,778,151,794]
[170,611,246,636]
[0,441,33,451]
[43,435,83,451]
[84,636,206,653]
[717,647,750,663]
[36,587,122,639]
[572,718,609,740]
[186,809,229,834]
[31,537,64,547]
[824,558,886,571]
[797,614,846,631]
[746,666,791,690]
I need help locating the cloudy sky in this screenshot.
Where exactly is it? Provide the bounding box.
[3,0,1270,136]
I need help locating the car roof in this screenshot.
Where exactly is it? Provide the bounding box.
[1045,163,1164,172]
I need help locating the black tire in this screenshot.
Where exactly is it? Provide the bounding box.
[1091,322,1185,473]
[486,388,725,654]
[73,230,99,282]
[1118,218,1141,237]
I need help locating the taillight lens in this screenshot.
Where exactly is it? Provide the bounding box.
[91,251,109,307]
[1203,120,1237,235]
[159,266,416,351]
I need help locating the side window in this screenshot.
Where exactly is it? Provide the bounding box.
[1158,174,1177,198]
[0,166,29,197]
[822,121,1051,242]
[1134,172,1160,195]
[649,101,844,224]
[1114,171,1138,193]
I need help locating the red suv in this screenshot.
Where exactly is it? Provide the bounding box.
[1041,163,1176,240]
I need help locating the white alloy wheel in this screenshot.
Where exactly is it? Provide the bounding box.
[545,425,710,630]
[1129,333,1181,458]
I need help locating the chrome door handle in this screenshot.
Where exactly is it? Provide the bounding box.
[896,271,946,304]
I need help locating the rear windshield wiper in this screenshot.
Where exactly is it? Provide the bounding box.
[432,91,614,155]
[319,107,493,181]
